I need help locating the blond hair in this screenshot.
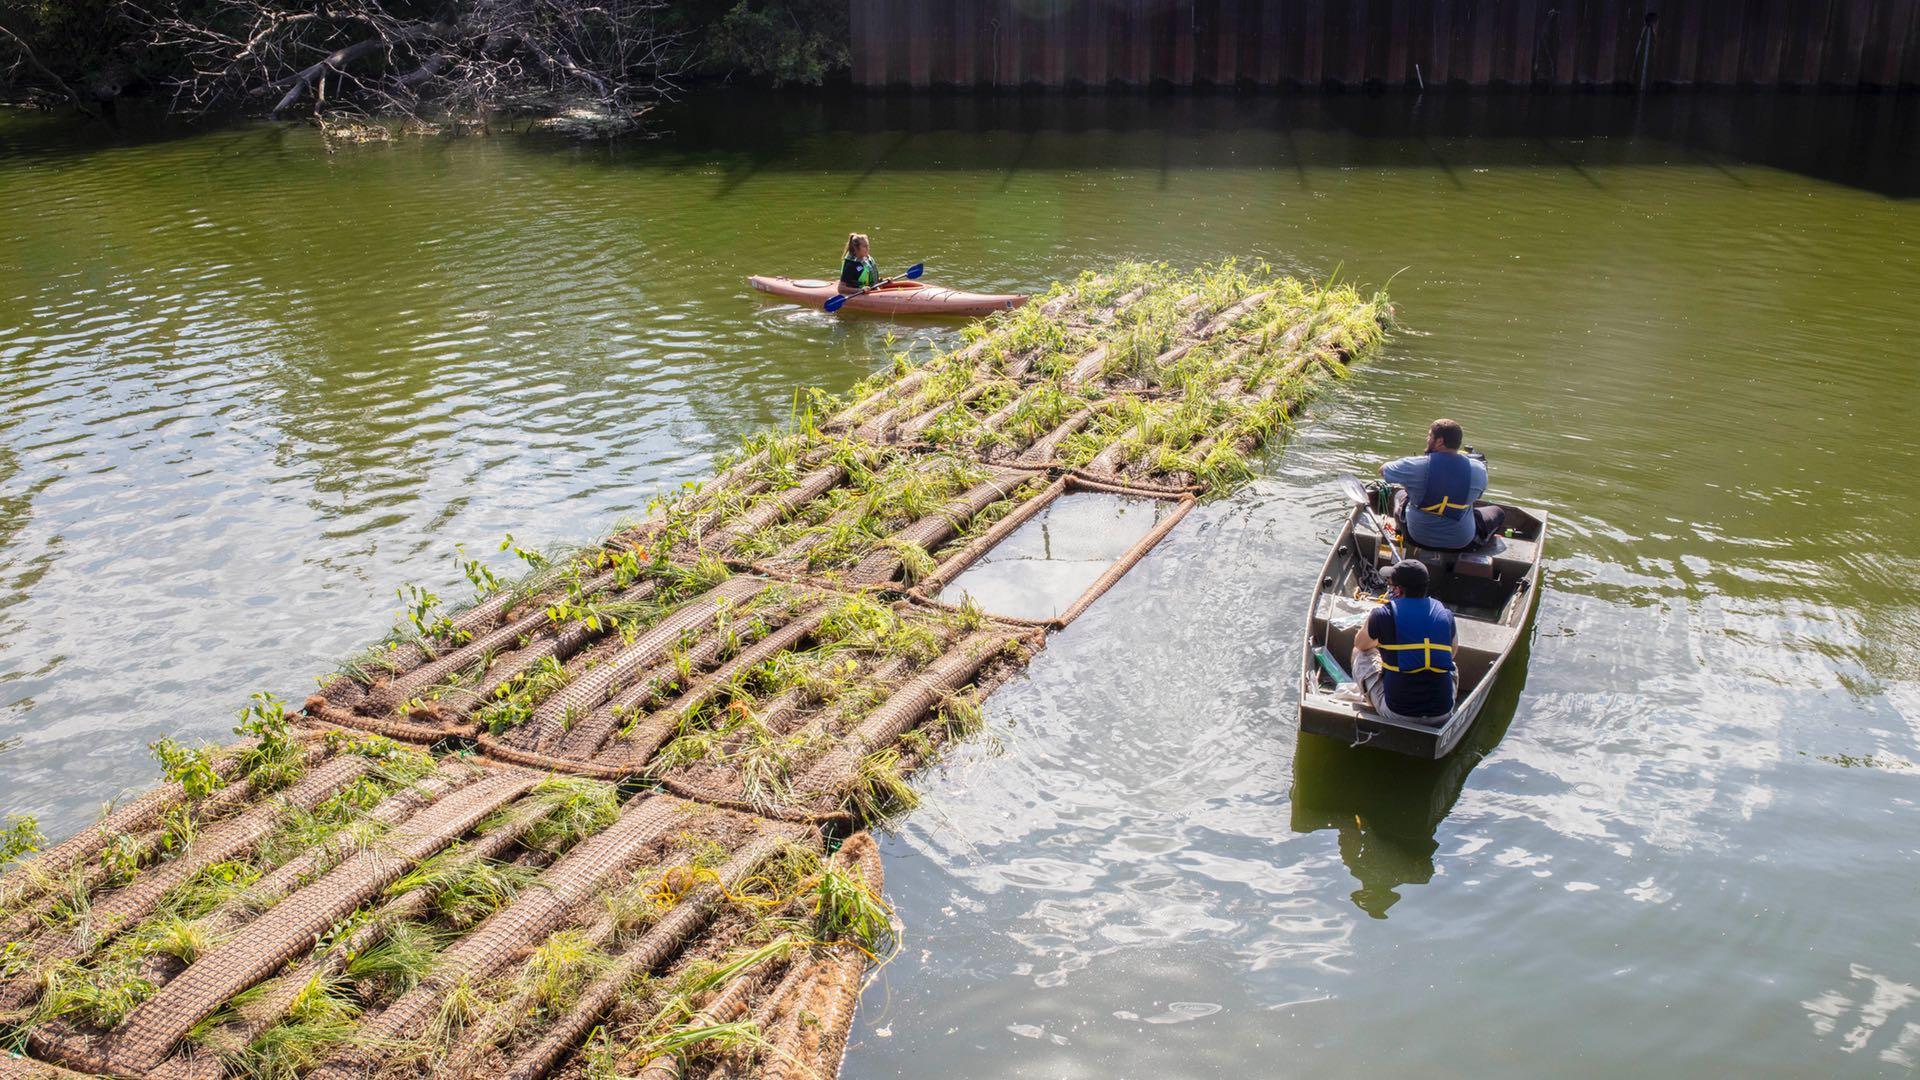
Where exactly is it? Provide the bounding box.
[844,233,870,258]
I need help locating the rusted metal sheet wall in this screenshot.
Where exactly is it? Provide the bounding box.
[848,0,1920,88]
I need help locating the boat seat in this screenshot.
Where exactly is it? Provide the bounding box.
[1314,610,1511,702]
[1314,602,1514,661]
[1473,533,1538,571]
[1454,618,1516,657]
[1374,531,1537,579]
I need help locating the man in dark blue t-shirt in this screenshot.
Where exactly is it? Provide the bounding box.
[1350,559,1458,725]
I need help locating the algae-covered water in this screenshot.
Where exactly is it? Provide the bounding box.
[2,91,1917,1076]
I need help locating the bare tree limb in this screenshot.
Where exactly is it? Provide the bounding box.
[119,0,685,130]
[0,21,96,114]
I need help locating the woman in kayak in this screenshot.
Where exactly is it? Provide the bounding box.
[838,233,879,295]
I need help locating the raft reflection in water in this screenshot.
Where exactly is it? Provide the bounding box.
[1288,627,1533,918]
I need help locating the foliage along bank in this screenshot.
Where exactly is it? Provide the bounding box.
[0,0,849,130]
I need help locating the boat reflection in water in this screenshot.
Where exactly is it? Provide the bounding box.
[1288,628,1533,919]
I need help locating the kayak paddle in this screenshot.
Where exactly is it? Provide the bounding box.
[824,262,924,312]
[1340,473,1405,564]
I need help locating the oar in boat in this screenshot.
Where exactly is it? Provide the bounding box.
[824,262,924,312]
[1340,473,1405,564]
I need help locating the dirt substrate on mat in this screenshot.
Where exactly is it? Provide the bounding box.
[803,263,1385,494]
[307,555,745,744]
[0,725,888,1080]
[468,579,1039,820]
[624,439,1059,592]
[504,831,887,1080]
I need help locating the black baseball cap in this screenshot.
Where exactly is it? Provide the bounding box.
[1389,559,1430,594]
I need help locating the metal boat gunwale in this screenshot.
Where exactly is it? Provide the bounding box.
[1298,496,1548,759]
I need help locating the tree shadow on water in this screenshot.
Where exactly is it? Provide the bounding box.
[11,87,1917,198]
[624,87,1920,199]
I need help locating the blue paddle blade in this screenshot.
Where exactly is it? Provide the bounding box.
[823,294,846,312]
[905,263,924,279]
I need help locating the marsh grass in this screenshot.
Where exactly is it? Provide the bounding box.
[515,776,622,853]
[474,656,571,736]
[249,753,431,870]
[519,928,612,1016]
[397,856,539,931]
[345,921,446,996]
[647,596,984,813]
[424,973,488,1054]
[229,1013,359,1080]
[29,897,239,1028]
[848,748,918,820]
[179,972,363,1080]
[721,450,994,580]
[816,861,895,959]
[29,956,156,1029]
[581,835,897,1077]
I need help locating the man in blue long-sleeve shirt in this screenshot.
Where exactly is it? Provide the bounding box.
[1380,419,1506,551]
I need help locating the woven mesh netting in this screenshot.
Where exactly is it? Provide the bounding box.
[823,262,1391,495]
[469,578,1038,816]
[1,756,816,1079]
[305,555,754,744]
[1,260,1390,1080]
[626,439,1058,593]
[524,830,890,1080]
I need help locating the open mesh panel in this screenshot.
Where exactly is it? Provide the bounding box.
[906,473,1198,629]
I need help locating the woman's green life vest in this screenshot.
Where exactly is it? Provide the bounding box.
[843,255,877,288]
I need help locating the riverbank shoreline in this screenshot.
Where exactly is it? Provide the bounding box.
[10,77,1919,148]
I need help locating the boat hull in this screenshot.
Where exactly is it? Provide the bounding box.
[1297,497,1548,759]
[1299,693,1491,759]
[748,275,1028,317]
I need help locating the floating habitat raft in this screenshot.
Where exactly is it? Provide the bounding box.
[0,261,1389,1079]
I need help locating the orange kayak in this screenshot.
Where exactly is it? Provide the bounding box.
[749,276,1027,317]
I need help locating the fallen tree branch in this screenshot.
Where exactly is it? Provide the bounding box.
[119,0,685,130]
[0,22,96,114]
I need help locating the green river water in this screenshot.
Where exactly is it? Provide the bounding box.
[2,91,1917,1076]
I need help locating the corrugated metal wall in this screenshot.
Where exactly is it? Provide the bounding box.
[849,0,1920,89]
